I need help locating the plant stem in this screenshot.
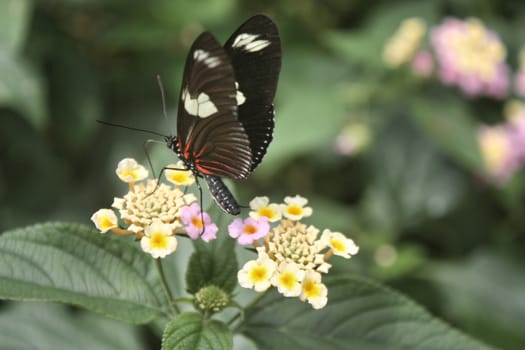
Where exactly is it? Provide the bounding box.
[155,258,180,315]
[227,289,269,327]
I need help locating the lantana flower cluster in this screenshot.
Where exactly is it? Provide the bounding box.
[91,158,218,258]
[478,101,525,183]
[232,196,359,309]
[431,18,509,98]
[383,17,518,99]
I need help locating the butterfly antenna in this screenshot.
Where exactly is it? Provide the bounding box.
[156,74,173,135]
[143,139,164,179]
[96,120,166,138]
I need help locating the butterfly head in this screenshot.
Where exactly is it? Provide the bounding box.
[165,135,179,153]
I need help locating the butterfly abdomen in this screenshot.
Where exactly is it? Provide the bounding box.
[204,174,241,215]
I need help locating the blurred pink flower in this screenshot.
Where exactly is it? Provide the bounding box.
[180,203,218,241]
[228,217,270,245]
[507,108,525,162]
[431,17,509,99]
[334,122,371,156]
[411,50,434,77]
[478,124,521,183]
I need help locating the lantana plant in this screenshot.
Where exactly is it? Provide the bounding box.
[0,157,495,349]
[92,159,358,311]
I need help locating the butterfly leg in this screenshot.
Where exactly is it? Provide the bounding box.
[145,165,190,197]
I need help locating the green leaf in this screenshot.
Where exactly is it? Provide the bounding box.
[0,302,146,350]
[410,96,484,173]
[0,0,32,54]
[0,52,47,129]
[162,312,232,350]
[241,275,494,350]
[425,251,525,349]
[362,116,467,231]
[0,222,166,323]
[186,236,238,295]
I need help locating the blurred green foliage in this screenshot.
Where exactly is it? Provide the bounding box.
[1,0,525,349]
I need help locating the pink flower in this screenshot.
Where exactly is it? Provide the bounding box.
[228,217,270,245]
[180,203,218,242]
[508,110,525,162]
[478,124,521,183]
[431,17,509,99]
[411,50,434,77]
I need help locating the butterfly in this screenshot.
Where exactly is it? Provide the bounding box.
[164,15,281,215]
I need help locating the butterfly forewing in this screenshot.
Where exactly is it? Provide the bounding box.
[177,32,253,179]
[224,15,282,170]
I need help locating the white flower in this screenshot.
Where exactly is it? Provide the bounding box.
[165,161,195,186]
[116,158,148,183]
[300,270,328,309]
[321,229,359,259]
[237,249,277,292]
[249,196,282,222]
[271,262,305,297]
[281,195,313,221]
[113,179,195,234]
[140,221,177,258]
[90,209,118,233]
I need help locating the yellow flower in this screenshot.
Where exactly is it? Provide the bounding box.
[140,221,177,258]
[478,125,514,180]
[300,270,328,309]
[165,161,195,186]
[90,209,118,233]
[249,196,282,222]
[115,158,148,183]
[235,194,360,309]
[112,179,196,234]
[271,262,304,297]
[383,17,427,67]
[281,195,313,221]
[320,229,359,259]
[237,249,277,292]
[264,220,330,273]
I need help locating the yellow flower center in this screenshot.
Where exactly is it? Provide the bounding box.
[480,130,510,172]
[99,216,115,230]
[279,272,296,289]
[192,217,203,229]
[150,232,168,249]
[243,224,258,235]
[121,169,139,180]
[330,239,345,253]
[170,172,189,184]
[303,280,320,298]
[286,205,303,216]
[258,207,275,220]
[249,266,269,282]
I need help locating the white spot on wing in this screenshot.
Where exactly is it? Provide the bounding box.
[232,33,270,52]
[193,49,221,68]
[235,82,246,105]
[182,88,218,118]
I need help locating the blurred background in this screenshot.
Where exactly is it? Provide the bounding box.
[1,0,525,349]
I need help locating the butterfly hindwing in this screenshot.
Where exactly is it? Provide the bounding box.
[224,15,282,171]
[177,32,253,179]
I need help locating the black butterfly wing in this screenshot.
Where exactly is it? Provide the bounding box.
[224,14,282,171]
[177,32,253,179]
